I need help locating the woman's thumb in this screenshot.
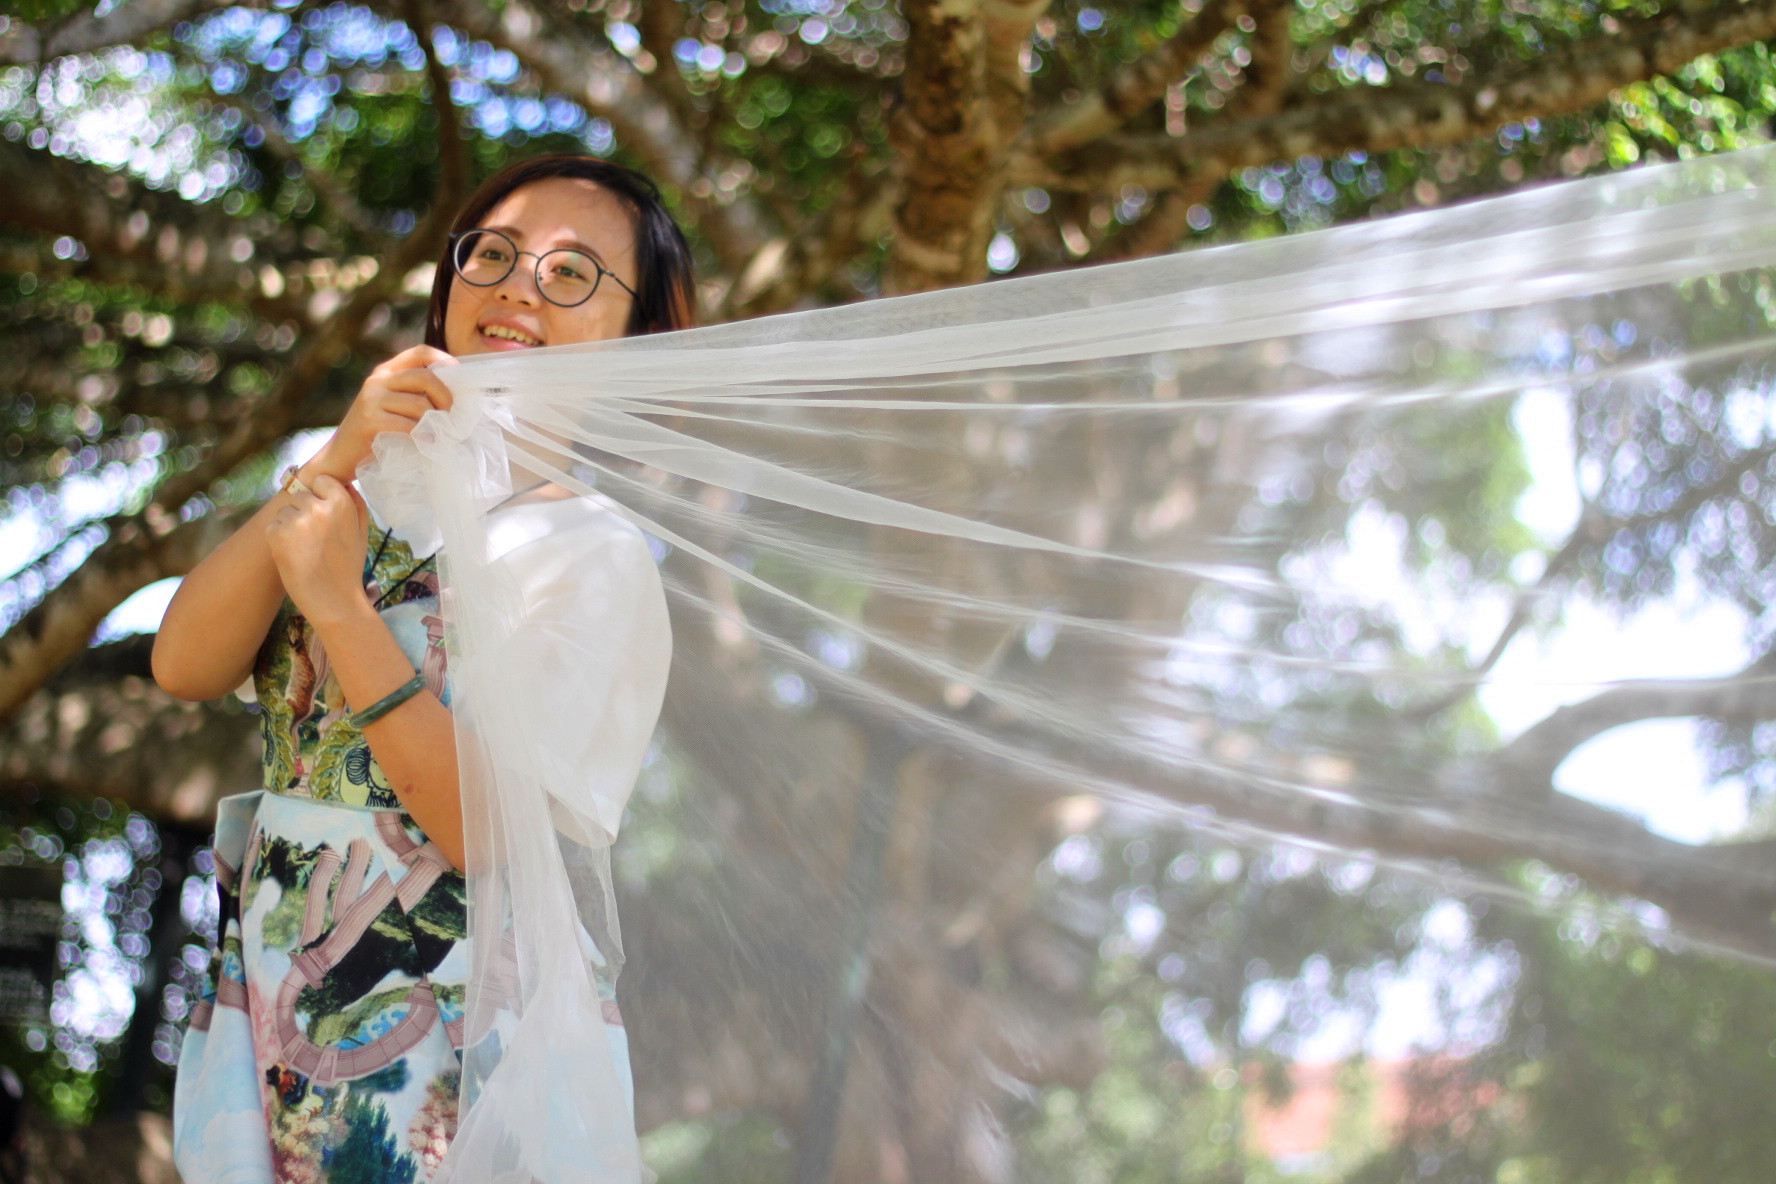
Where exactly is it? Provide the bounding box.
[332,477,369,527]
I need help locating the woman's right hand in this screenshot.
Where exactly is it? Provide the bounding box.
[305,345,458,483]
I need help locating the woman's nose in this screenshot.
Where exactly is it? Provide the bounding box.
[493,260,543,305]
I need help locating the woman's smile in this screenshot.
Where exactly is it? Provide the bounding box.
[478,318,544,349]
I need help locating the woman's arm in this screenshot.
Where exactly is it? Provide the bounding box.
[264,473,466,871]
[305,590,465,871]
[151,345,458,701]
[154,344,466,867]
[149,456,329,701]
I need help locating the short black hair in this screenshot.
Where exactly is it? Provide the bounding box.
[424,154,695,347]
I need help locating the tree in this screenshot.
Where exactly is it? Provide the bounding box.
[6,2,1776,1182]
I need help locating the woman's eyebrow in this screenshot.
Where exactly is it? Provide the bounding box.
[485,224,610,264]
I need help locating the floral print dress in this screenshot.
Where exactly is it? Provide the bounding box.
[172,515,632,1184]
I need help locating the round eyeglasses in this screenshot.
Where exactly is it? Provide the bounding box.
[447,228,637,308]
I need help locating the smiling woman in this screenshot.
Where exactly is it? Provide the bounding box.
[154,156,693,1184]
[443,183,639,351]
[427,157,696,350]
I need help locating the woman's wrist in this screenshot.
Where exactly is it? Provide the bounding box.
[300,443,359,487]
[300,585,380,635]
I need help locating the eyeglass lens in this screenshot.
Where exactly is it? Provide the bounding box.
[452,229,603,307]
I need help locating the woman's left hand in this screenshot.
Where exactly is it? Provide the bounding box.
[265,474,371,624]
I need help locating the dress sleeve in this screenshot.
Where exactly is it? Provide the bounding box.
[484,498,672,844]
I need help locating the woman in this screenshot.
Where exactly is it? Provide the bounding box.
[154,155,694,1183]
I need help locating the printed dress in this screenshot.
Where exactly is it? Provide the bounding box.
[171,513,635,1184]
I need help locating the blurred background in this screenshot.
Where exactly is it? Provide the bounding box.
[4,0,1776,1181]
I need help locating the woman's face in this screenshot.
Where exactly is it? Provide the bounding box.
[443,177,639,356]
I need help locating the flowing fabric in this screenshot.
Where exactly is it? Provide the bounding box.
[355,145,1776,1181]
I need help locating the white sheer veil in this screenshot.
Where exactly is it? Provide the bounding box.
[357,144,1776,1182]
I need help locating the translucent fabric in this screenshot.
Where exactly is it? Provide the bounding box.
[358,145,1776,1182]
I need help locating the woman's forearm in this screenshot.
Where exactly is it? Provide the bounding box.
[155,348,458,703]
[306,597,466,871]
[152,459,325,701]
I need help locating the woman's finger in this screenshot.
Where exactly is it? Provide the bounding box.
[342,480,370,530]
[406,344,456,370]
[366,389,436,422]
[380,368,456,412]
[309,473,358,506]
[374,344,456,377]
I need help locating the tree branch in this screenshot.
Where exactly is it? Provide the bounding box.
[0,139,280,311]
[0,507,251,723]
[1416,441,1776,722]
[406,0,468,209]
[0,184,447,723]
[211,93,387,244]
[0,52,463,717]
[1020,0,1776,190]
[1227,0,1295,120]
[1490,660,1776,792]
[147,218,446,519]
[886,0,1050,294]
[0,0,236,66]
[430,0,772,276]
[1020,0,1246,160]
[1081,177,1218,263]
[1023,719,1776,961]
[1287,0,1402,96]
[634,1,703,137]
[0,635,260,825]
[719,157,899,319]
[1408,525,1591,724]
[745,41,883,93]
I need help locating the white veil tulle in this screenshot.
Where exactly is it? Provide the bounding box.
[359,144,1776,1182]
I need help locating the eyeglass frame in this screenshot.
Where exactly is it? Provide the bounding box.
[446,228,639,308]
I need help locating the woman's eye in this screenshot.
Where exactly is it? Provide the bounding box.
[478,248,510,262]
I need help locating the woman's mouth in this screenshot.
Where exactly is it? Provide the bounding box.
[480,323,543,348]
